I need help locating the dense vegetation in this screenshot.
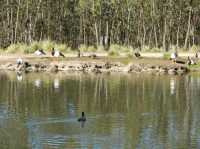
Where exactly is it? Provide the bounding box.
[0,0,200,52]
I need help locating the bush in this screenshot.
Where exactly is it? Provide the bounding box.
[26,41,40,53]
[163,52,171,59]
[78,45,97,52]
[189,45,200,52]
[54,43,68,52]
[126,51,133,58]
[87,46,97,52]
[79,44,87,52]
[109,44,121,52]
[6,43,23,53]
[108,49,120,56]
[121,46,132,53]
[22,46,33,54]
[40,40,55,51]
[141,46,162,52]
[97,45,105,52]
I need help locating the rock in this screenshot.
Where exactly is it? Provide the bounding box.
[105,62,112,69]
[177,66,188,74]
[0,60,190,75]
[168,68,177,75]
[93,68,101,73]
[48,65,58,72]
[24,61,31,68]
[25,67,33,72]
[95,64,102,69]
[89,54,97,59]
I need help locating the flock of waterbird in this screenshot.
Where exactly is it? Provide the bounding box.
[16,48,200,68]
[134,50,200,65]
[34,47,65,57]
[169,50,200,65]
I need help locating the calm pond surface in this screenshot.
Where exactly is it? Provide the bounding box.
[0,71,200,149]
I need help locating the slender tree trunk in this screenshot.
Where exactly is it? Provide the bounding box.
[14,0,20,43]
[6,0,10,44]
[176,11,181,48]
[163,17,167,51]
[94,22,99,47]
[154,25,158,47]
[184,7,192,49]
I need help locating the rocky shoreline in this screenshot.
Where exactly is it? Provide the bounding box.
[0,60,189,75]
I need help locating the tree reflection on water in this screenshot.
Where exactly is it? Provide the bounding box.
[0,72,200,148]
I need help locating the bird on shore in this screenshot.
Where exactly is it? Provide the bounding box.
[34,49,46,56]
[195,51,200,59]
[51,48,65,58]
[89,54,97,59]
[16,58,23,67]
[170,51,178,62]
[134,51,141,58]
[78,112,86,122]
[187,56,196,65]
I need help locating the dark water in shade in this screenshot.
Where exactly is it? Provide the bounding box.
[0,71,200,149]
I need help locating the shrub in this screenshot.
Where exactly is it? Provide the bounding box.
[108,49,120,56]
[40,40,55,51]
[126,51,133,58]
[6,43,21,53]
[54,43,68,52]
[79,44,87,52]
[109,44,121,52]
[87,46,97,52]
[189,45,200,52]
[121,46,132,53]
[97,45,105,52]
[163,52,171,59]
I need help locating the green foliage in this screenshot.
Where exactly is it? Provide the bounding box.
[40,40,55,51]
[141,46,162,52]
[5,40,71,54]
[29,41,40,53]
[6,43,26,53]
[108,49,120,57]
[87,46,97,52]
[126,52,133,58]
[79,44,88,52]
[79,45,97,52]
[97,45,105,52]
[163,52,171,59]
[54,43,69,52]
[109,44,121,52]
[189,45,200,52]
[1,0,200,51]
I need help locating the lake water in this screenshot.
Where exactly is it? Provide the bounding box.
[0,71,200,149]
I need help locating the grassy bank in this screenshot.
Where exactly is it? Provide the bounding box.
[0,41,200,58]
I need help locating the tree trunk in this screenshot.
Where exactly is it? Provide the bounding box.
[14,0,20,43]
[184,7,192,49]
[94,22,99,47]
[163,17,167,51]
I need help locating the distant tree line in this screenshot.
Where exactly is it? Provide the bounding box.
[0,0,200,51]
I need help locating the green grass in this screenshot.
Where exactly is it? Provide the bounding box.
[2,42,200,56]
[108,49,120,57]
[79,45,97,52]
[108,44,133,57]
[141,46,162,52]
[4,40,71,54]
[188,62,200,69]
[163,52,171,60]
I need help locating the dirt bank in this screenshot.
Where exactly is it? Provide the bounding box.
[0,54,190,75]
